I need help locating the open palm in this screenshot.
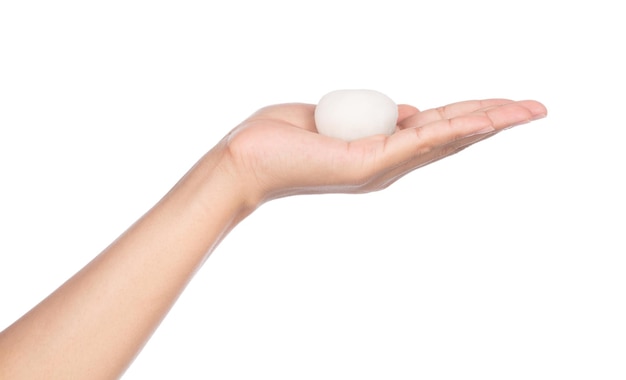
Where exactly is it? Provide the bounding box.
[222,99,546,204]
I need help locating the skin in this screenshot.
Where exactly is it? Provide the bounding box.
[0,98,546,379]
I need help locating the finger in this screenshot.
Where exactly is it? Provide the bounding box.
[377,100,546,171]
[398,99,514,130]
[397,104,420,124]
[413,100,546,147]
[479,100,547,128]
[371,99,547,187]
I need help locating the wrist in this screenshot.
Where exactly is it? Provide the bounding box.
[191,142,262,225]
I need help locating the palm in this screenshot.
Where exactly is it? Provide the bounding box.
[224,99,546,202]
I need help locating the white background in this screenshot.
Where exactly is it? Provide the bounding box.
[1,1,624,379]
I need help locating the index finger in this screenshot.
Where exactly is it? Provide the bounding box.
[381,100,547,168]
[398,98,515,129]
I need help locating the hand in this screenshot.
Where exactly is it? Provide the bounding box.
[221,99,547,205]
[0,97,546,379]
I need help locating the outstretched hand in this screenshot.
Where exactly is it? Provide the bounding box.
[221,99,547,205]
[0,96,546,379]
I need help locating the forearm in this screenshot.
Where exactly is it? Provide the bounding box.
[0,98,547,378]
[0,144,252,379]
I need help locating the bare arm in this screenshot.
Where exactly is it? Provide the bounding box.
[0,99,547,379]
[0,145,253,379]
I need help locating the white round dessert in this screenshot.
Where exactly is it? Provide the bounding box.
[314,89,398,141]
